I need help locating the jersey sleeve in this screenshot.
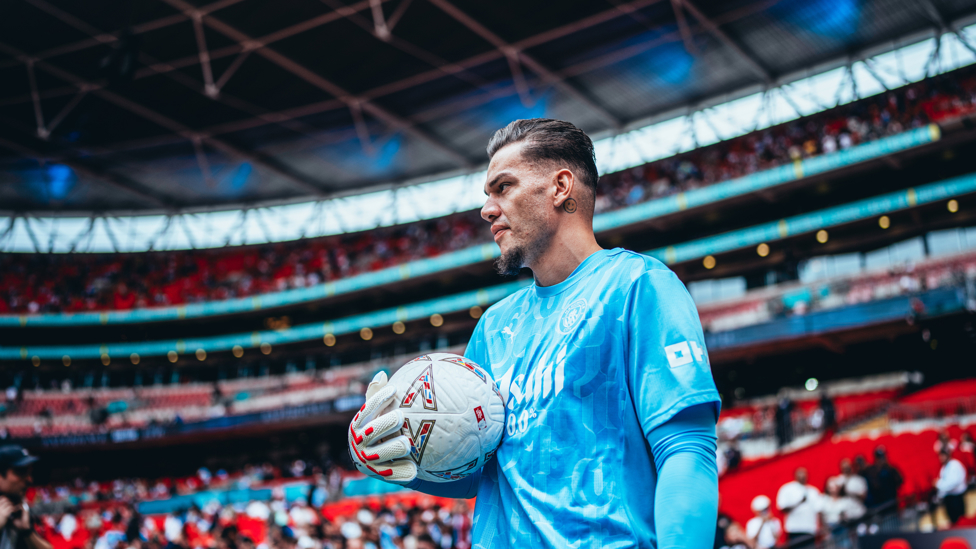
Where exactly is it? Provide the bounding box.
[464,315,490,368]
[625,267,720,437]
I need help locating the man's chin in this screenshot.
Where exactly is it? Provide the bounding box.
[494,245,525,277]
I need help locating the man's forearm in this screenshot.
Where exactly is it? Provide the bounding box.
[23,530,53,549]
[648,404,719,549]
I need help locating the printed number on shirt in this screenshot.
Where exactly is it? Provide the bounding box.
[506,406,538,436]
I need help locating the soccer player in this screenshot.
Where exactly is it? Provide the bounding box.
[348,119,721,548]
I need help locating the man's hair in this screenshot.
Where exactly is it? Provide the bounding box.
[487,119,599,205]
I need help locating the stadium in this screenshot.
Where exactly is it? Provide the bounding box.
[2,0,976,547]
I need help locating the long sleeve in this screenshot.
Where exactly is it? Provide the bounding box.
[647,403,719,549]
[405,469,482,499]
[936,460,967,497]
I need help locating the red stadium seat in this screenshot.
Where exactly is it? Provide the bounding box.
[881,539,912,549]
[940,538,972,549]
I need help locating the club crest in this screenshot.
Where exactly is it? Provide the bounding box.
[557,298,587,334]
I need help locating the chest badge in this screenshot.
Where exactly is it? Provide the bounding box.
[557,298,588,334]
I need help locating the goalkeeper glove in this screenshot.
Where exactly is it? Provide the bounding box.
[347,371,418,483]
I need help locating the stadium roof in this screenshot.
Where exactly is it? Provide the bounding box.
[3,0,976,212]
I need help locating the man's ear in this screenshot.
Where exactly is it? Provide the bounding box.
[552,169,575,209]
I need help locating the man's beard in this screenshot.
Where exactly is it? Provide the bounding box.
[493,223,553,277]
[494,244,526,277]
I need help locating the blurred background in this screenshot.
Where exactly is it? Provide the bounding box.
[1,0,976,548]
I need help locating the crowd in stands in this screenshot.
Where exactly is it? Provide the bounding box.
[594,63,976,212]
[3,65,976,316]
[717,424,976,549]
[19,403,976,549]
[698,249,976,335]
[0,365,368,438]
[0,211,484,315]
[27,456,473,549]
[716,373,910,446]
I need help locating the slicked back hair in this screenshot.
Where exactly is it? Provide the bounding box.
[487,119,598,213]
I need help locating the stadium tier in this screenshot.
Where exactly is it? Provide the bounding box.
[7,60,976,323]
[13,378,976,549]
[5,220,976,362]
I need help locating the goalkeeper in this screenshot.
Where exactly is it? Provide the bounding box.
[349,119,721,549]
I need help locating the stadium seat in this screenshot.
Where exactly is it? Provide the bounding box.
[881,539,912,549]
[940,539,972,549]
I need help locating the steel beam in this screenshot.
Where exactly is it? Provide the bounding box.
[426,0,623,129]
[0,41,330,196]
[21,0,355,181]
[673,0,773,83]
[160,0,473,168]
[3,0,667,138]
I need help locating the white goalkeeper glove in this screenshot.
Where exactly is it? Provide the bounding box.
[347,371,418,483]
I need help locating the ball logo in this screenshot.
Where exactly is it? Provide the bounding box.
[474,406,487,430]
[557,298,588,334]
[443,356,487,384]
[403,418,436,465]
[400,364,438,410]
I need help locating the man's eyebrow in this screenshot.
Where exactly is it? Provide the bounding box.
[484,172,514,196]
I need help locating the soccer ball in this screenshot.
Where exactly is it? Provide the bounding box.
[384,353,506,483]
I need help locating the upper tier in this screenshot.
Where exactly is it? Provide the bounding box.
[4,64,972,324]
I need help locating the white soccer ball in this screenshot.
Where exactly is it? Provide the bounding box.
[384,352,505,483]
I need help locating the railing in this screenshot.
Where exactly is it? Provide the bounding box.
[888,396,976,422]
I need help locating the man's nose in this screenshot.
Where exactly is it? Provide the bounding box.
[481,198,500,223]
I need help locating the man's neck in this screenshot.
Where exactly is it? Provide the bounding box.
[529,226,603,287]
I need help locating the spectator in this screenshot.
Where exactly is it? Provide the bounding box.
[715,510,748,549]
[863,446,903,507]
[776,467,821,546]
[0,445,52,549]
[853,455,870,479]
[958,432,975,480]
[831,458,868,504]
[724,441,743,472]
[935,449,968,526]
[820,477,865,528]
[819,394,836,431]
[746,495,782,549]
[934,430,958,455]
[775,397,794,449]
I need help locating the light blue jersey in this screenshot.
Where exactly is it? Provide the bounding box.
[463,248,720,549]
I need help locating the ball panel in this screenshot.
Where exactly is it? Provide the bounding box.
[384,353,505,483]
